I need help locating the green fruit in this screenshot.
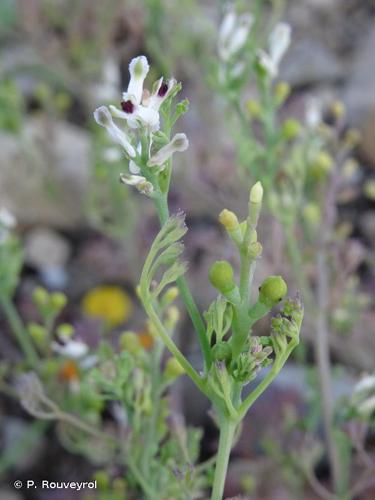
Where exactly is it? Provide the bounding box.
[259,276,288,306]
[209,261,236,294]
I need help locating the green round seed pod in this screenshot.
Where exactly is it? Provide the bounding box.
[212,341,232,363]
[208,261,236,294]
[259,275,288,306]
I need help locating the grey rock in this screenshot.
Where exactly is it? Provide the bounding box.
[0,118,90,228]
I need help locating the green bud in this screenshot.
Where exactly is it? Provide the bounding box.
[164,357,185,380]
[246,99,262,118]
[259,276,288,306]
[161,286,179,306]
[219,209,239,232]
[56,323,74,338]
[249,181,263,204]
[281,118,301,140]
[247,241,262,259]
[165,305,180,330]
[209,261,236,294]
[50,292,67,311]
[32,286,49,307]
[119,331,142,355]
[309,151,334,180]
[303,203,321,226]
[211,341,232,363]
[274,81,291,104]
[28,323,47,346]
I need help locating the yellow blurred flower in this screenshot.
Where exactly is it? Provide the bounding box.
[82,285,133,327]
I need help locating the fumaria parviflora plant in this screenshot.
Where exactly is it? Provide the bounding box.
[94,55,304,500]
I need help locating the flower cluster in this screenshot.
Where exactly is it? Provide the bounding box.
[94,56,188,195]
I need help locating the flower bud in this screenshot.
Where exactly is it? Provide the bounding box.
[28,323,47,347]
[56,323,74,338]
[164,357,185,380]
[209,261,236,294]
[309,151,333,180]
[32,286,49,307]
[249,181,263,204]
[281,118,301,140]
[212,341,232,363]
[161,286,179,305]
[274,81,290,104]
[120,331,142,355]
[246,99,262,118]
[247,241,262,259]
[303,203,321,226]
[259,275,288,306]
[165,305,180,330]
[332,100,345,118]
[219,209,239,232]
[50,292,67,312]
[344,128,361,148]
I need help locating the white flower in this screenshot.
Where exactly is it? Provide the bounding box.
[0,207,16,244]
[109,56,177,132]
[218,9,254,61]
[94,106,136,158]
[148,133,189,168]
[52,339,88,359]
[305,97,322,128]
[358,395,375,416]
[354,374,375,395]
[258,22,291,78]
[119,174,154,195]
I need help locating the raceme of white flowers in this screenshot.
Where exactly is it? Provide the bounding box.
[94,55,188,196]
[257,22,291,78]
[218,8,254,61]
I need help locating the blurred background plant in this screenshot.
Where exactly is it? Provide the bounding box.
[0,0,374,499]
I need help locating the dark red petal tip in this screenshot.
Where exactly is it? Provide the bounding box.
[121,100,135,113]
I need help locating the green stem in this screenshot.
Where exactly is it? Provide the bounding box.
[141,296,209,398]
[211,417,236,500]
[0,293,39,368]
[153,192,212,371]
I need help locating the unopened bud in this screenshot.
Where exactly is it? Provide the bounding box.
[249,181,263,204]
[161,286,179,305]
[56,323,74,338]
[219,209,239,232]
[165,305,180,330]
[120,331,142,355]
[246,99,261,118]
[247,241,262,259]
[281,118,301,140]
[28,323,47,346]
[32,287,49,307]
[309,151,334,180]
[303,203,321,226]
[344,128,361,148]
[164,357,185,380]
[274,81,291,104]
[50,292,67,311]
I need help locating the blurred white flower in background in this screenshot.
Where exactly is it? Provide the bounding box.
[257,22,291,78]
[218,8,254,61]
[0,207,16,244]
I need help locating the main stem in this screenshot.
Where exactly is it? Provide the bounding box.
[153,193,212,370]
[211,417,236,500]
[0,293,39,368]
